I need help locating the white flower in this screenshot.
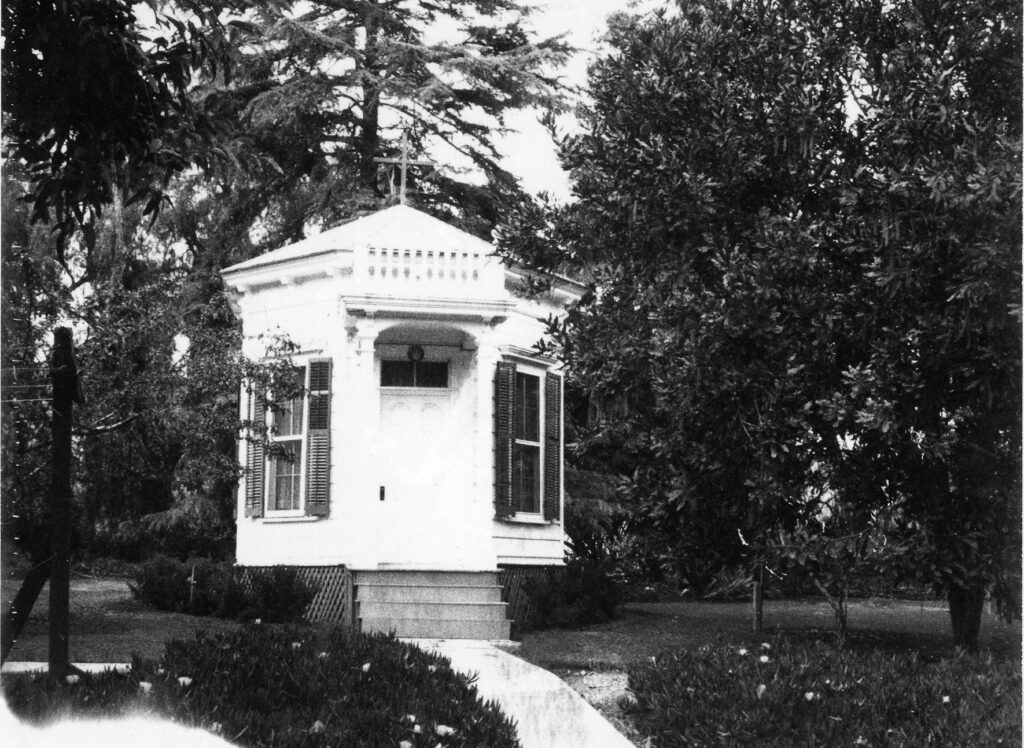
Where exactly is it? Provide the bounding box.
[854,737,868,746]
[759,655,770,663]
[761,642,771,650]
[756,684,767,699]
[65,674,80,685]
[156,668,166,676]
[309,720,326,734]
[210,722,223,735]
[400,742,413,748]
[177,676,192,687]
[804,691,815,702]
[942,695,950,704]
[404,714,417,723]
[738,648,749,656]
[427,664,437,673]
[435,725,455,736]
[254,618,262,624]
[413,725,423,734]
[361,662,371,673]
[318,652,329,660]
[292,642,302,650]
[138,681,153,694]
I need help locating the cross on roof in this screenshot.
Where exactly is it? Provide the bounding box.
[373,129,435,205]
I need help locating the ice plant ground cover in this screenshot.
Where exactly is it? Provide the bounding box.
[2,626,518,747]
[625,638,1021,746]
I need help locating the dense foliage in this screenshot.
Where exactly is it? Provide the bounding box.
[130,555,314,623]
[1,0,570,569]
[519,558,620,633]
[3,626,520,747]
[626,639,1022,746]
[499,0,1021,649]
[1,0,229,255]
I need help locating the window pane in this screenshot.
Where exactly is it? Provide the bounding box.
[275,396,304,436]
[514,373,540,442]
[381,360,448,388]
[513,443,540,513]
[416,361,448,388]
[381,360,415,387]
[272,441,302,511]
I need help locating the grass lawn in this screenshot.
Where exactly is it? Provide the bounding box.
[2,573,244,663]
[519,598,1021,747]
[519,597,1021,670]
[4,573,1020,747]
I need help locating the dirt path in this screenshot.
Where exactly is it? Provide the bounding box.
[556,669,644,746]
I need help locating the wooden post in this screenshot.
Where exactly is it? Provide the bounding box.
[752,563,764,633]
[48,327,76,680]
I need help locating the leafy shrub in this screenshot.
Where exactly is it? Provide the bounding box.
[626,639,1022,746]
[130,556,311,622]
[239,566,317,623]
[522,557,621,631]
[92,501,233,562]
[3,626,519,747]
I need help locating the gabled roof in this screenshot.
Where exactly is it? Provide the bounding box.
[222,204,494,276]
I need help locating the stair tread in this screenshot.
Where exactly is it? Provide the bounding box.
[358,577,501,586]
[361,601,506,606]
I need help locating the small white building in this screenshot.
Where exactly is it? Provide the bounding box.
[221,205,581,638]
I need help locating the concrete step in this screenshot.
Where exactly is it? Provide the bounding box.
[358,600,508,622]
[357,583,503,603]
[360,617,511,640]
[355,570,498,587]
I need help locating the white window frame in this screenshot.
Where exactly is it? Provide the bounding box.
[264,363,309,518]
[512,364,545,518]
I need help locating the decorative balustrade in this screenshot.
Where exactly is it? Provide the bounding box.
[360,244,505,298]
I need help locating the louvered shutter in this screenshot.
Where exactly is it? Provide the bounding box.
[305,359,332,517]
[245,389,266,518]
[494,361,516,518]
[543,372,563,522]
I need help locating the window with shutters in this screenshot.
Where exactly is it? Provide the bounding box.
[247,359,332,519]
[495,360,563,523]
[266,367,307,515]
[512,371,541,514]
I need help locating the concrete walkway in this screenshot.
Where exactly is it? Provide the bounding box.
[412,639,635,748]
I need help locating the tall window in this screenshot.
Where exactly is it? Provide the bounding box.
[269,368,306,512]
[512,372,541,513]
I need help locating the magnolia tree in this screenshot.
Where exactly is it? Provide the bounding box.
[499,0,1021,650]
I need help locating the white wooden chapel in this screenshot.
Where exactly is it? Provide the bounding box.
[221,202,582,638]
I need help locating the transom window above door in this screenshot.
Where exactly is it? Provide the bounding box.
[381,360,449,388]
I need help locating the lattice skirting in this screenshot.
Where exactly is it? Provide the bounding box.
[235,565,354,625]
[498,564,559,633]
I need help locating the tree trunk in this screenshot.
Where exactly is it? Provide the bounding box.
[948,581,985,652]
[358,7,381,190]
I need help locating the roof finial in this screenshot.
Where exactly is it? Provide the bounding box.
[374,129,435,205]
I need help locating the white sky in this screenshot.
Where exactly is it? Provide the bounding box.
[497,0,659,201]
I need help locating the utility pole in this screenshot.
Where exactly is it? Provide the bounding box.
[48,327,78,680]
